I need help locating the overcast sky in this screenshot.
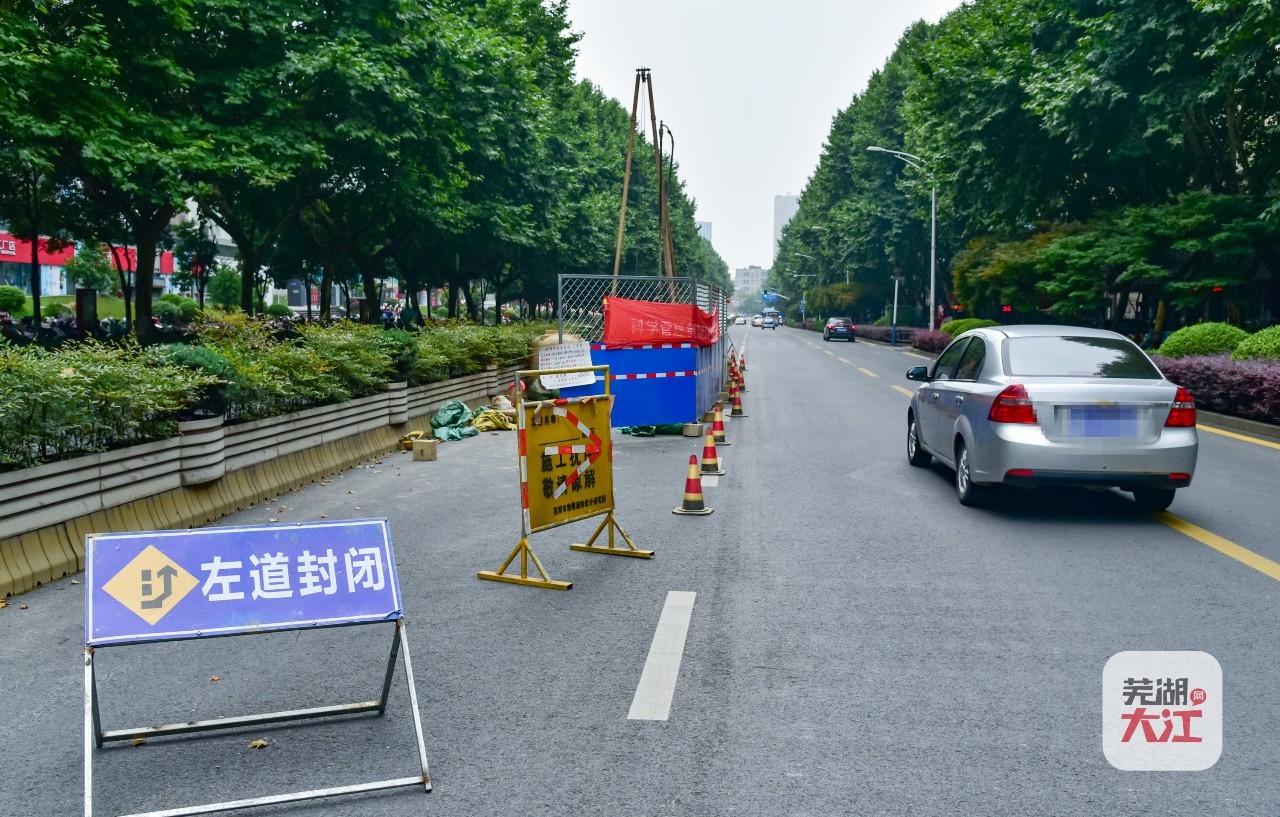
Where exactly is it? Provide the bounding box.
[564,0,963,275]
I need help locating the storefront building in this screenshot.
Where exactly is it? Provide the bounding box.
[0,233,76,296]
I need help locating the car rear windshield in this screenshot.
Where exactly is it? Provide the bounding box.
[1005,336,1162,378]
[828,318,851,324]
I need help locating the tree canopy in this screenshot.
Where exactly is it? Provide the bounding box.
[0,0,729,336]
[775,0,1279,333]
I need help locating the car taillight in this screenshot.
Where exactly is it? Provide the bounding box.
[1165,387,1196,427]
[988,384,1038,424]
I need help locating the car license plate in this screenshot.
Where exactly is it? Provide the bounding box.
[1067,406,1138,437]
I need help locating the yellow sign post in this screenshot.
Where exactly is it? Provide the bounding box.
[478,366,651,590]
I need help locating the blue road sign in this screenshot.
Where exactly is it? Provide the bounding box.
[86,519,401,646]
[762,291,779,304]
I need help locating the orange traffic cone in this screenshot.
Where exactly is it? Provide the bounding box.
[730,381,748,417]
[737,361,747,392]
[673,454,713,515]
[712,402,730,446]
[700,430,725,476]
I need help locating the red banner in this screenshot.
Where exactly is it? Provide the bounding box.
[602,297,720,348]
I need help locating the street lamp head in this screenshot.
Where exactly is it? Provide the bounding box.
[866,146,886,153]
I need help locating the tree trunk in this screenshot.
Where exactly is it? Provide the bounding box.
[238,255,262,314]
[107,245,134,327]
[27,231,41,338]
[240,253,256,315]
[319,264,333,321]
[132,241,158,346]
[127,208,178,346]
[361,265,378,324]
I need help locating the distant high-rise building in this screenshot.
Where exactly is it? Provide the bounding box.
[695,221,712,242]
[773,195,799,261]
[734,265,767,296]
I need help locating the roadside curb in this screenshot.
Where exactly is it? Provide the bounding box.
[1197,411,1280,442]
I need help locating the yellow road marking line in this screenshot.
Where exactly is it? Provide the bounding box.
[1196,424,1280,451]
[1156,512,1280,583]
[837,357,851,364]
[857,367,879,378]
[892,385,914,397]
[825,350,835,356]
[905,352,930,360]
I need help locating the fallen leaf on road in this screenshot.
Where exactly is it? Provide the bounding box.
[269,518,278,523]
[347,490,354,494]
[132,739,146,747]
[19,605,28,610]
[70,579,80,585]
[211,676,221,682]
[249,739,268,749]
[354,506,362,510]
[320,514,328,519]
[0,601,8,609]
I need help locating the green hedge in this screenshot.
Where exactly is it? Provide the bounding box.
[0,342,215,469]
[1157,322,1249,358]
[0,318,549,468]
[939,318,999,337]
[1232,325,1280,361]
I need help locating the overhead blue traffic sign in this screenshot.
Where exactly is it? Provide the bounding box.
[86,519,401,646]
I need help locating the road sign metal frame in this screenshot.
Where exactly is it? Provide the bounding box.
[83,524,430,817]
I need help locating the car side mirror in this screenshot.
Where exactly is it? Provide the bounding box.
[906,366,930,382]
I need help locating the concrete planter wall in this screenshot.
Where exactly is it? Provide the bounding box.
[179,415,226,486]
[0,366,522,598]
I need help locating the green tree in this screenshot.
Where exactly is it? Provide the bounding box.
[208,267,241,310]
[171,215,222,308]
[64,244,117,294]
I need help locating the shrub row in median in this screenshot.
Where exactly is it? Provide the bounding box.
[0,319,549,469]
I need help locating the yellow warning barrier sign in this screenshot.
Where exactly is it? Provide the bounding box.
[478,366,651,591]
[523,394,614,532]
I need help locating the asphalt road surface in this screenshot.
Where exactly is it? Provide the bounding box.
[3,323,1278,816]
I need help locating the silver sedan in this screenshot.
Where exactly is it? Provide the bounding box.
[905,325,1198,510]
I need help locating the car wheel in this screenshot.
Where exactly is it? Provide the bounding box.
[823,333,829,341]
[907,414,931,467]
[954,440,985,506]
[1131,487,1176,512]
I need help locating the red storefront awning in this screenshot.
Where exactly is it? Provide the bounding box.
[0,233,75,266]
[106,246,175,275]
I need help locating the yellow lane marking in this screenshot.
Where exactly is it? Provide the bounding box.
[1196,424,1280,451]
[905,352,930,360]
[825,350,835,356]
[837,357,851,364]
[857,367,880,378]
[892,385,914,397]
[1156,512,1280,583]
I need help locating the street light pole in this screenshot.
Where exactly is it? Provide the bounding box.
[794,254,817,323]
[891,274,904,346]
[867,146,938,331]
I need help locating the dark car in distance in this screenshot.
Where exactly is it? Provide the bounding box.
[823,317,856,342]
